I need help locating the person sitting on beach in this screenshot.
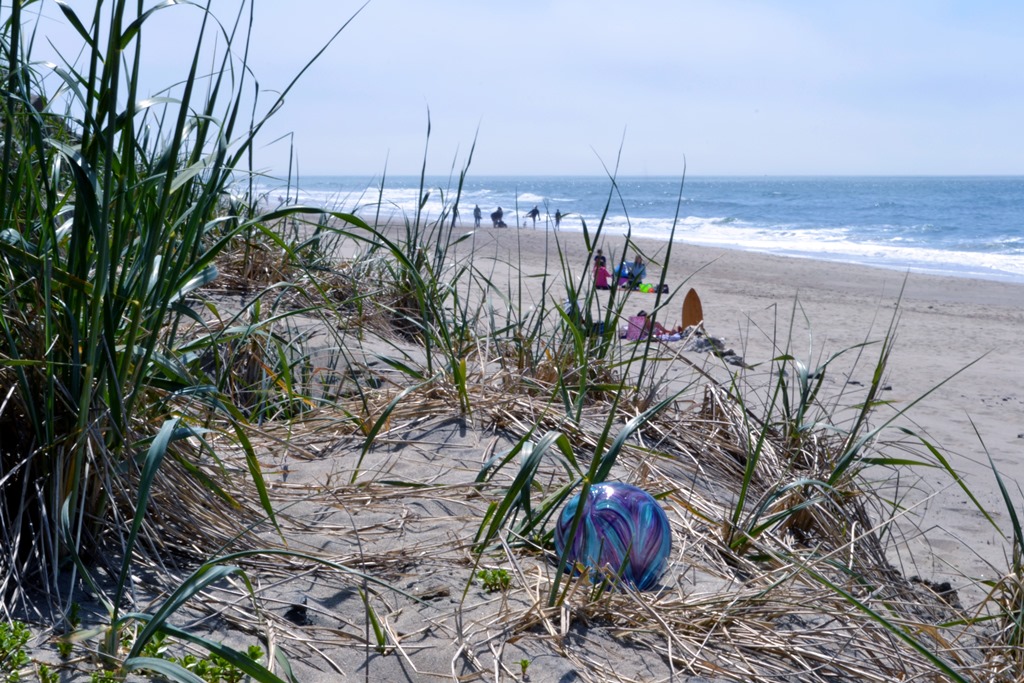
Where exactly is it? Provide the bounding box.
[628,255,647,288]
[633,311,683,339]
[616,261,632,287]
[473,205,482,227]
[490,207,504,228]
[526,205,540,227]
[593,249,606,269]
[633,310,652,337]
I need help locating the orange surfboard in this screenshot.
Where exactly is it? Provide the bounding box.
[681,288,704,329]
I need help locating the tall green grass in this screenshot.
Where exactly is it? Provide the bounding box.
[0,1,359,679]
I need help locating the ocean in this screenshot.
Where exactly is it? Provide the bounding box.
[252,175,1024,284]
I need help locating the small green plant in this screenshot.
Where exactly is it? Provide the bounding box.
[477,567,512,592]
[520,657,530,677]
[55,639,72,659]
[182,649,263,683]
[68,603,81,629]
[37,663,57,683]
[140,631,168,659]
[122,633,264,683]
[0,621,30,682]
[0,622,58,683]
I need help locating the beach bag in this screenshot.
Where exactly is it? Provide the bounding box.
[625,316,646,341]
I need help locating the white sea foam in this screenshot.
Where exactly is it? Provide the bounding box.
[553,213,1024,283]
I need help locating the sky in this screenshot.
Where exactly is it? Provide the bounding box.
[27,0,1024,177]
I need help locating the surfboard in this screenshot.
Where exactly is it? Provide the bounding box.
[681,288,704,329]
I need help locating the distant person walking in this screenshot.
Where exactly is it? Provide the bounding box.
[526,205,540,227]
[473,205,482,227]
[554,210,562,228]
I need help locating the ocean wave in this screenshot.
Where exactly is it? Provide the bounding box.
[679,226,1024,282]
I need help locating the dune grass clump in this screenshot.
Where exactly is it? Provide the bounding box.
[0,1,364,680]
[1,0,245,596]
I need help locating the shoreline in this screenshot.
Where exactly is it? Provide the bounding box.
[459,220,1024,302]
[509,221,1024,286]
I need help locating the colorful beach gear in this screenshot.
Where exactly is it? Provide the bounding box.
[554,482,672,590]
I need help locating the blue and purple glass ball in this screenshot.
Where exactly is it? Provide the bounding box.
[554,482,671,590]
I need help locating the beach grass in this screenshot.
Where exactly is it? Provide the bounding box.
[0,1,360,680]
[1,2,1023,682]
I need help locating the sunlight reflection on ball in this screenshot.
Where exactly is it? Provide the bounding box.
[554,482,671,590]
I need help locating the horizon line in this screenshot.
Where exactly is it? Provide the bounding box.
[269,172,1024,179]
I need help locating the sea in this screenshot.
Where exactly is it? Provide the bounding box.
[251,175,1024,284]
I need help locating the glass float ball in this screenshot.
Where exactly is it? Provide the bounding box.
[554,482,671,590]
